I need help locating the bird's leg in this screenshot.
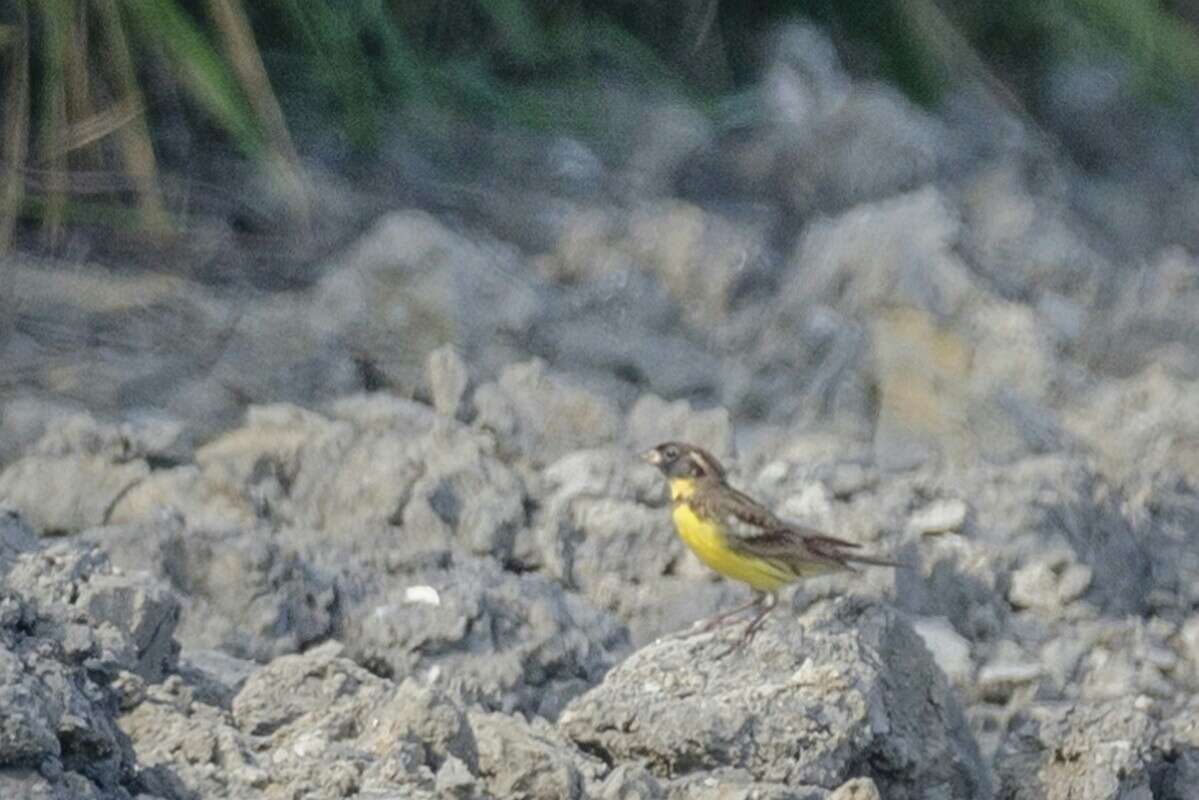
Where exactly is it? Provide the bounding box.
[739,591,778,643]
[674,592,764,639]
[714,591,778,660]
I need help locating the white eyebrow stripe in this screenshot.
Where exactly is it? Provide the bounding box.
[687,448,725,479]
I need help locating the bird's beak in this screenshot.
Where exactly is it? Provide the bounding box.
[640,448,662,467]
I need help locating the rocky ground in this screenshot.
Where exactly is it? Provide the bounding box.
[3,23,1199,800]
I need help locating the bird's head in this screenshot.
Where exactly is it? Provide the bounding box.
[641,441,726,482]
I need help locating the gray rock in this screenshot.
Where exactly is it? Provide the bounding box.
[912,616,974,687]
[6,542,112,604]
[1007,561,1059,611]
[0,395,88,467]
[768,188,1060,465]
[785,188,976,319]
[426,344,473,420]
[1154,702,1199,800]
[908,499,969,536]
[172,528,337,662]
[116,412,193,466]
[0,507,37,575]
[177,648,257,709]
[0,593,141,799]
[202,398,534,564]
[1063,365,1199,489]
[995,698,1160,800]
[526,285,726,406]
[88,523,335,663]
[539,447,664,509]
[750,25,949,217]
[624,394,734,462]
[0,453,148,535]
[959,164,1105,303]
[1008,556,1094,613]
[764,23,851,127]
[942,456,1155,618]
[189,644,465,799]
[544,491,677,618]
[0,769,82,800]
[192,402,354,527]
[594,763,664,800]
[434,754,478,798]
[323,392,443,432]
[5,542,180,682]
[1102,247,1199,377]
[344,556,629,719]
[310,210,538,390]
[1012,461,1152,616]
[535,448,683,632]
[121,676,267,799]
[1174,615,1199,689]
[473,359,620,465]
[470,708,599,799]
[398,430,528,564]
[131,639,614,800]
[292,427,422,533]
[560,598,990,798]
[0,636,61,766]
[105,464,258,531]
[977,657,1044,704]
[76,572,180,683]
[829,777,881,800]
[225,645,454,796]
[380,678,479,772]
[0,412,203,534]
[623,201,765,328]
[807,86,950,212]
[665,770,828,800]
[619,104,713,199]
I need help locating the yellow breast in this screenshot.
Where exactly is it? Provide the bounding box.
[668,479,792,592]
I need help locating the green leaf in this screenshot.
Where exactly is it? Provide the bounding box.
[476,0,546,64]
[267,0,382,150]
[118,0,266,156]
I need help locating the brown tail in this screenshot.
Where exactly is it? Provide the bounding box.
[804,534,903,569]
[842,552,904,568]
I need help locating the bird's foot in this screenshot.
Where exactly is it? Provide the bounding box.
[711,620,764,660]
[671,616,725,640]
[711,595,777,659]
[671,595,766,642]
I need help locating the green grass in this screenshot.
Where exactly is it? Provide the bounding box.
[1,0,1198,251]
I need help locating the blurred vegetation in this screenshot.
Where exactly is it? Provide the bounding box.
[1,0,1198,253]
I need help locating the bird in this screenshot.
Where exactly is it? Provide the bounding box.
[642,441,898,654]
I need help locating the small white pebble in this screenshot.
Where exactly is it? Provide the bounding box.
[758,461,789,484]
[1145,646,1177,672]
[790,658,815,683]
[909,499,969,535]
[978,659,1043,702]
[1056,564,1093,604]
[404,585,441,606]
[292,732,327,758]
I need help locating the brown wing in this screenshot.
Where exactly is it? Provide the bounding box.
[689,483,783,541]
[724,523,900,571]
[690,481,899,571]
